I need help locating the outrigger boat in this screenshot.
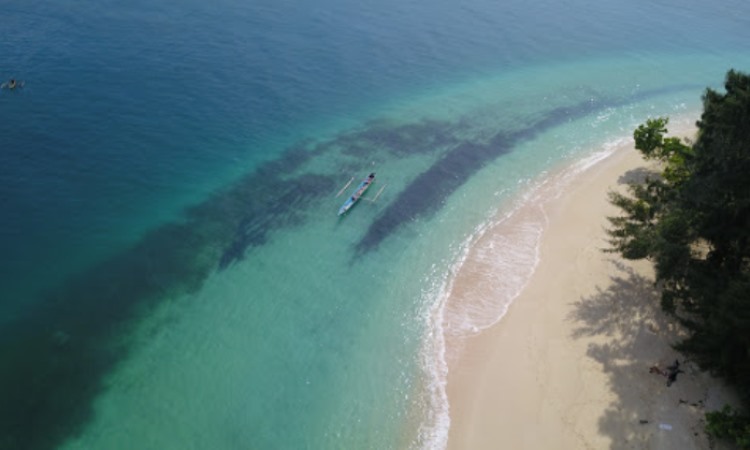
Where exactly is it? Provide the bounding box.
[338,173,376,216]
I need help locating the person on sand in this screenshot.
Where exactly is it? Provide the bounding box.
[649,359,684,386]
[666,360,684,387]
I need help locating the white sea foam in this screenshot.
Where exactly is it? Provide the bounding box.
[413,250,462,450]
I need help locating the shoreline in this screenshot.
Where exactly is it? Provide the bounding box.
[440,129,738,449]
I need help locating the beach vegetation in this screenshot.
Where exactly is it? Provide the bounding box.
[706,405,750,449]
[606,69,750,447]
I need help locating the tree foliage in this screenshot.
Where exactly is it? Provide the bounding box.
[606,69,750,446]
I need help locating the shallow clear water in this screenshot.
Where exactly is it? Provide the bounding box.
[1,0,749,448]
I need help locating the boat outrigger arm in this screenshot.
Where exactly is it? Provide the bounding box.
[337,172,384,216]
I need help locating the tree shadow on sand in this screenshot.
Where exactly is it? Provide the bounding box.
[616,166,658,186]
[568,260,719,449]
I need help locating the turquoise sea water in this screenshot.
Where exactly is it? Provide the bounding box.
[1,0,749,448]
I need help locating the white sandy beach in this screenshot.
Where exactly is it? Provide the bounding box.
[443,136,738,449]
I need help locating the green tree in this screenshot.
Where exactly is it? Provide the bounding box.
[606,69,750,447]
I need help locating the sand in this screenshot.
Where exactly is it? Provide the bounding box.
[444,138,738,449]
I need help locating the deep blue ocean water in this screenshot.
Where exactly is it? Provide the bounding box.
[1,0,749,449]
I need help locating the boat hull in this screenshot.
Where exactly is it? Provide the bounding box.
[338,173,375,216]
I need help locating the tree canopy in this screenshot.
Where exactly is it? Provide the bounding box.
[606,69,750,446]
